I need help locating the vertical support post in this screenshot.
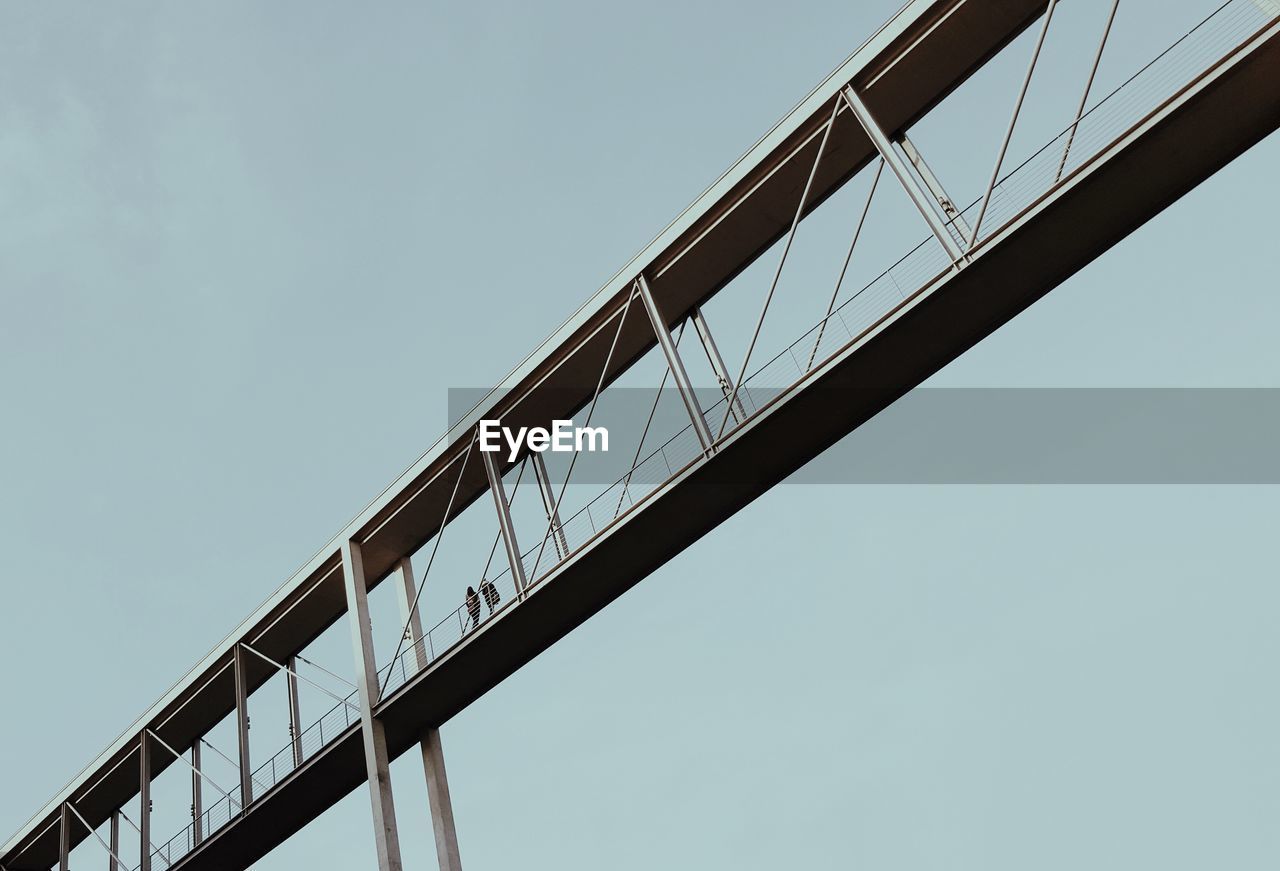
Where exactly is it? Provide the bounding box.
[531,452,569,559]
[691,308,745,423]
[636,274,715,452]
[841,84,967,263]
[59,804,71,871]
[191,742,203,846]
[232,644,253,808]
[967,0,1060,248]
[138,733,152,871]
[109,811,120,871]
[287,655,304,767]
[482,449,529,597]
[392,557,464,871]
[900,134,971,239]
[341,539,405,871]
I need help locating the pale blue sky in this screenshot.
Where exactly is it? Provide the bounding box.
[3,1,1279,869]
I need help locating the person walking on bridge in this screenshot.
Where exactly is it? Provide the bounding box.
[465,585,482,631]
[480,577,500,615]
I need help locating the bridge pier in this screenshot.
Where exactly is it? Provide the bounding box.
[393,556,464,871]
[342,539,405,871]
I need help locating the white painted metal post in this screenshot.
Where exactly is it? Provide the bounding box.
[341,540,405,871]
[392,556,464,871]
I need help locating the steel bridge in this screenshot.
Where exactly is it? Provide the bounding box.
[6,1,1280,868]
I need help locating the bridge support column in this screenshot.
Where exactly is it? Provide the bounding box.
[232,643,253,807]
[287,655,304,767]
[691,308,744,424]
[636,274,715,452]
[483,449,529,597]
[58,804,70,871]
[393,556,464,871]
[342,539,405,871]
[109,810,120,871]
[840,85,966,263]
[138,733,152,871]
[191,741,203,846]
[532,453,569,559]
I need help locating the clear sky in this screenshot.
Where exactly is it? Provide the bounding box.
[3,1,1279,869]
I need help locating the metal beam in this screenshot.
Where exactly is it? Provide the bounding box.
[532,452,569,559]
[58,804,70,871]
[287,656,304,768]
[636,274,714,452]
[341,539,405,871]
[191,742,203,847]
[109,811,119,871]
[392,556,464,871]
[482,448,528,601]
[840,84,967,263]
[691,308,744,423]
[232,643,253,807]
[138,734,151,871]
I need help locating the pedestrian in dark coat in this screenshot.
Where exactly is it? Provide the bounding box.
[465,585,482,630]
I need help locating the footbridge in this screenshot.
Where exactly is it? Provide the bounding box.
[6,0,1280,868]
